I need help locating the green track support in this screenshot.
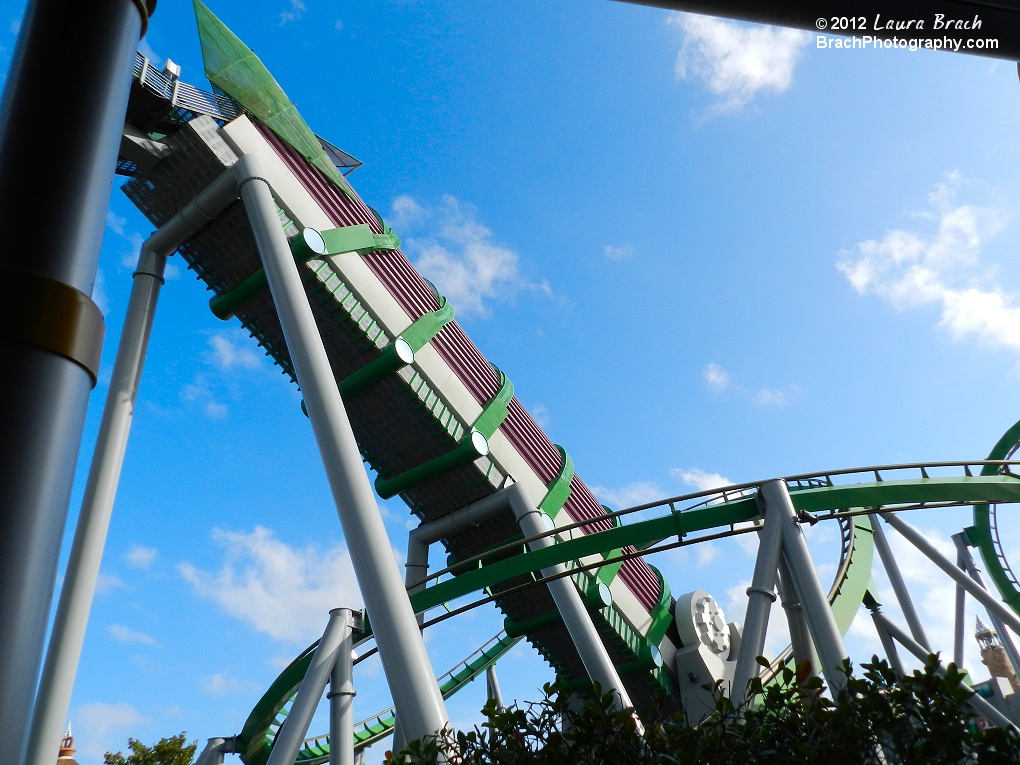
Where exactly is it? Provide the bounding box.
[973,418,1020,615]
[539,447,573,520]
[209,223,401,320]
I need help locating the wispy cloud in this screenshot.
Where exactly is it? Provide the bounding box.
[179,526,361,643]
[125,545,158,570]
[591,481,665,509]
[108,624,161,647]
[278,0,306,26]
[670,467,733,491]
[395,195,553,317]
[667,13,809,113]
[74,702,148,762]
[206,332,261,371]
[202,672,260,697]
[603,243,634,262]
[702,362,798,406]
[181,374,228,419]
[838,172,1020,352]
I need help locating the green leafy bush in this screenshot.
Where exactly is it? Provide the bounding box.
[390,656,1020,764]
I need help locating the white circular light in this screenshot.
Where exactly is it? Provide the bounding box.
[303,227,326,255]
[394,338,414,365]
[470,430,489,456]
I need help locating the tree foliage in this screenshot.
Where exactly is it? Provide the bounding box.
[104,733,197,765]
[390,656,1020,764]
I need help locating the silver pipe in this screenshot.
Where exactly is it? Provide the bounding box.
[777,557,816,678]
[267,609,352,765]
[506,484,634,713]
[329,609,357,765]
[240,161,449,741]
[766,480,848,698]
[732,500,783,705]
[870,513,929,648]
[954,550,967,670]
[869,609,905,674]
[486,664,505,710]
[953,533,1020,678]
[26,165,239,765]
[873,611,1018,732]
[883,514,1020,638]
[193,738,227,765]
[0,2,147,762]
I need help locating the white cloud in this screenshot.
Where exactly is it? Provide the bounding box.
[670,467,733,491]
[591,481,666,510]
[390,194,428,230]
[202,672,260,697]
[125,544,158,570]
[179,526,361,643]
[697,542,721,566]
[402,195,552,317]
[108,624,161,647]
[181,374,228,419]
[74,702,147,761]
[603,244,634,261]
[751,388,787,407]
[668,13,809,111]
[206,331,261,371]
[528,403,551,429]
[334,19,344,33]
[838,172,1020,352]
[278,0,306,26]
[96,573,127,595]
[137,38,163,68]
[92,268,110,316]
[703,362,732,391]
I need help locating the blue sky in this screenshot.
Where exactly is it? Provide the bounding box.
[5,0,1020,762]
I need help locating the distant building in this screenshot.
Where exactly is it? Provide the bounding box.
[56,726,79,765]
[971,617,1020,727]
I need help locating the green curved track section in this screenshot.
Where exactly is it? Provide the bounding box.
[972,418,1020,615]
[239,468,1020,765]
[239,632,519,765]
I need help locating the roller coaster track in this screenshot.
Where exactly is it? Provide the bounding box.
[972,419,1020,614]
[115,33,1020,761]
[236,460,1020,764]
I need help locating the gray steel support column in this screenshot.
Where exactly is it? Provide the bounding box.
[777,557,816,678]
[954,549,967,669]
[486,665,505,710]
[267,609,352,765]
[240,163,449,741]
[765,480,848,698]
[506,484,634,712]
[329,609,357,765]
[953,533,1020,677]
[194,738,228,765]
[884,513,1020,638]
[405,488,510,626]
[27,167,240,765]
[868,608,905,675]
[873,611,1018,732]
[870,513,929,649]
[0,3,149,764]
[732,502,783,705]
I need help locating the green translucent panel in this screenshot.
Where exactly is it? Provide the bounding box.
[193,0,353,195]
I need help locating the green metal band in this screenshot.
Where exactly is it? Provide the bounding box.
[472,367,513,439]
[644,565,673,647]
[973,418,1020,614]
[337,340,412,398]
[539,446,573,520]
[0,268,106,387]
[320,223,401,256]
[401,296,454,352]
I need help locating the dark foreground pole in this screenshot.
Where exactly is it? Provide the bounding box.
[0,2,152,764]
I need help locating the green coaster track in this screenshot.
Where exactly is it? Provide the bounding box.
[238,450,1020,765]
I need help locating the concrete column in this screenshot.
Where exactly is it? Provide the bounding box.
[240,162,448,742]
[0,3,150,763]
